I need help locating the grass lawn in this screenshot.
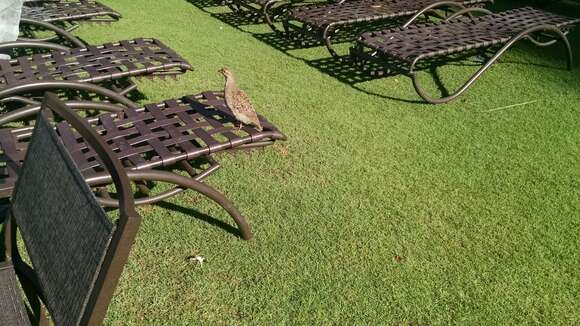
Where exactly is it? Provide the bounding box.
[25,0,580,323]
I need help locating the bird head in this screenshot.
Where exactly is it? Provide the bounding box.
[218,67,234,79]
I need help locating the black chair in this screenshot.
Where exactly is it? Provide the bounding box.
[0,93,141,325]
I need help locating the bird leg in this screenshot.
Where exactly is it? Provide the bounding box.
[238,122,244,131]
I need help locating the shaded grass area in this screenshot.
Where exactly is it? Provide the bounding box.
[13,0,580,323]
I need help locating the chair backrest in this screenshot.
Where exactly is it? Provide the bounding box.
[8,93,141,325]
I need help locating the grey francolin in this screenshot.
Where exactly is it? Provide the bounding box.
[218,67,263,131]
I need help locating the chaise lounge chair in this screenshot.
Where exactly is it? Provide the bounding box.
[352,6,579,103]
[0,90,287,240]
[223,0,324,32]
[19,0,121,46]
[22,0,121,24]
[1,93,141,325]
[0,38,192,122]
[283,0,493,57]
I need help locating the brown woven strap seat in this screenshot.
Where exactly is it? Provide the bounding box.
[353,7,578,103]
[245,0,276,6]
[289,0,491,29]
[283,0,493,57]
[21,0,121,23]
[0,38,192,89]
[0,91,286,198]
[358,7,580,66]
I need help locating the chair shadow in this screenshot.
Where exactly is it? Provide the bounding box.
[251,32,428,103]
[187,0,264,28]
[186,0,224,10]
[155,201,243,238]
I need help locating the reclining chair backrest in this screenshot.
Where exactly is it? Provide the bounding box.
[8,93,141,325]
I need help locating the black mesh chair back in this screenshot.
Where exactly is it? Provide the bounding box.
[7,93,141,325]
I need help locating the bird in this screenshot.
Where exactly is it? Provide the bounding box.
[218,67,263,131]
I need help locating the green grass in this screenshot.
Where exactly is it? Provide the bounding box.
[56,0,580,323]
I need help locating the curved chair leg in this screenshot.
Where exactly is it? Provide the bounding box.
[410,24,573,104]
[322,25,339,58]
[19,18,86,48]
[263,0,280,33]
[17,22,79,43]
[0,81,138,107]
[0,96,41,106]
[225,0,242,12]
[402,1,467,28]
[87,170,253,240]
[0,81,138,124]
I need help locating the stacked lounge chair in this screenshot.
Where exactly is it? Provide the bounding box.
[353,6,579,103]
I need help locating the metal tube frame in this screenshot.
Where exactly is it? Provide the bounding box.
[19,18,86,48]
[409,24,573,104]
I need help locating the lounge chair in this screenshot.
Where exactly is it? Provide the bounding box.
[0,90,287,240]
[1,93,140,325]
[0,38,192,122]
[353,7,579,103]
[19,0,120,46]
[283,0,493,57]
[224,0,324,32]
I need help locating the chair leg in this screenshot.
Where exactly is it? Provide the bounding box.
[263,0,290,34]
[87,170,253,240]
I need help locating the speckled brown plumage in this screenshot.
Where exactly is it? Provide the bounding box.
[219,67,263,131]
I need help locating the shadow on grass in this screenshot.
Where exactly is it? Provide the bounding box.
[187,0,225,10]
[0,198,10,262]
[186,0,580,103]
[155,201,243,238]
